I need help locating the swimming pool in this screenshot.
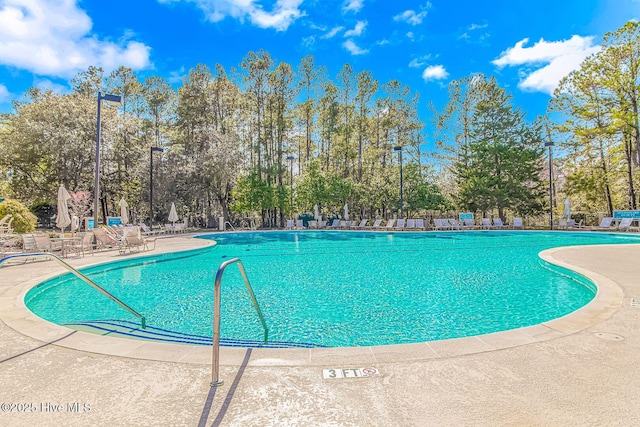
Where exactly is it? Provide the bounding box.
[24,231,640,348]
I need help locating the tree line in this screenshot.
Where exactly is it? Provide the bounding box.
[0,21,639,228]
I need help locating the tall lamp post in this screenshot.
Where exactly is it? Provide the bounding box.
[150,146,165,225]
[545,141,554,230]
[286,155,295,215]
[94,92,123,228]
[393,146,404,218]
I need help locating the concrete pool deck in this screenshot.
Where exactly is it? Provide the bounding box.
[1,232,639,426]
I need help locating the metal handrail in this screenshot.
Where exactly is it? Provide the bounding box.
[224,221,236,231]
[0,252,146,329]
[211,257,267,387]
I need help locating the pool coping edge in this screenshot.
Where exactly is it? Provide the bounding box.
[0,240,626,367]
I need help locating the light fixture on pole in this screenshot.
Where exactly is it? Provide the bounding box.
[94,92,123,228]
[286,155,295,214]
[545,141,554,230]
[393,146,404,218]
[150,146,165,225]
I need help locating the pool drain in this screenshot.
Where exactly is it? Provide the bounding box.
[631,298,640,308]
[594,332,624,342]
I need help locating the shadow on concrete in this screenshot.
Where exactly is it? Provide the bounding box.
[198,348,253,427]
[0,330,77,364]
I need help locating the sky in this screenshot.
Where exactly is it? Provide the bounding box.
[0,0,639,131]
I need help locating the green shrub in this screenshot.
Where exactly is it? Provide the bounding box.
[0,199,37,233]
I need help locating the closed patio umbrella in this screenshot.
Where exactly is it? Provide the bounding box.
[314,204,320,221]
[563,198,571,218]
[343,203,349,221]
[168,202,179,225]
[56,184,72,237]
[119,198,129,225]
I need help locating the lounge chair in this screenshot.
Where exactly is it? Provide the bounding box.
[0,214,13,234]
[308,220,318,229]
[92,227,123,251]
[570,219,584,229]
[353,219,368,229]
[463,219,476,229]
[595,217,614,230]
[384,219,396,229]
[512,218,523,229]
[120,228,156,254]
[317,220,326,229]
[434,219,450,230]
[406,219,415,229]
[616,217,634,231]
[448,219,461,230]
[395,219,406,230]
[140,222,162,236]
[481,218,492,229]
[369,219,383,229]
[493,218,505,229]
[329,219,341,228]
[415,219,426,230]
[295,219,305,229]
[285,219,294,229]
[558,219,568,229]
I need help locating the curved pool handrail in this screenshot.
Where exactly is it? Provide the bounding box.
[0,252,146,329]
[211,257,268,387]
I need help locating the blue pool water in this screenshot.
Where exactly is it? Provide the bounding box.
[25,231,640,347]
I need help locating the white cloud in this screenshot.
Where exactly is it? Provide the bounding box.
[393,2,431,25]
[301,35,315,49]
[493,35,601,94]
[343,39,369,55]
[422,65,448,81]
[409,54,431,68]
[0,0,151,78]
[343,0,363,13]
[394,10,427,25]
[344,21,367,37]
[469,23,488,31]
[34,78,70,94]
[168,66,186,84]
[322,26,344,39]
[0,83,9,102]
[164,0,305,31]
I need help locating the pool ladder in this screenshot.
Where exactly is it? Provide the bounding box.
[211,257,267,387]
[0,252,146,329]
[0,252,266,387]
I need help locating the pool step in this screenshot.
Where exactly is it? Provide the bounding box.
[63,319,322,348]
